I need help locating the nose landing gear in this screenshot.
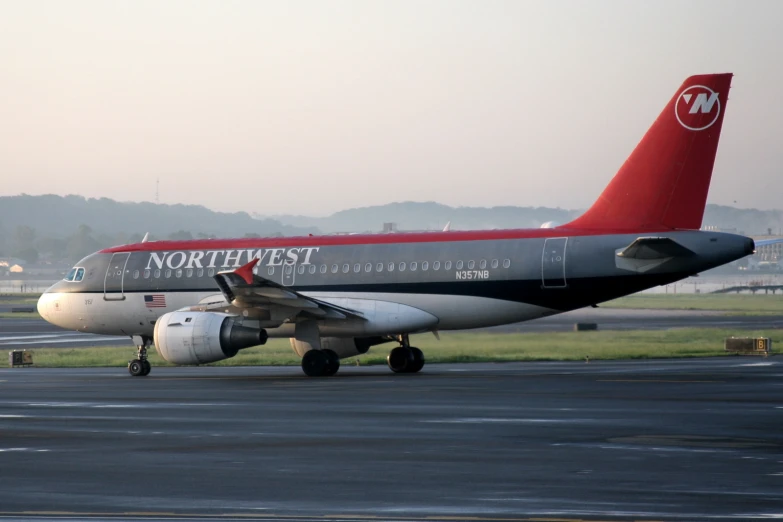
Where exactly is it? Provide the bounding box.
[129,336,152,377]
[387,335,425,374]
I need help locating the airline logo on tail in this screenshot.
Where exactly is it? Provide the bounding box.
[675,85,721,131]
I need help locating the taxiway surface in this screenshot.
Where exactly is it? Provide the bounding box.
[0,358,781,521]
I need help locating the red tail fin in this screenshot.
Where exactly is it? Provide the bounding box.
[565,73,733,231]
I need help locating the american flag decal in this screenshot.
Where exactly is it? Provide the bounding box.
[144,294,166,308]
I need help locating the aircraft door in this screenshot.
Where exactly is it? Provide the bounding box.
[282,262,296,286]
[541,238,567,288]
[104,252,130,301]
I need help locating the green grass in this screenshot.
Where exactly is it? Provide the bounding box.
[19,329,779,368]
[0,294,40,304]
[603,294,783,313]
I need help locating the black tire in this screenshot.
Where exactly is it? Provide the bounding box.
[142,360,151,376]
[387,347,413,373]
[408,347,425,373]
[128,360,145,377]
[322,349,340,376]
[301,349,328,377]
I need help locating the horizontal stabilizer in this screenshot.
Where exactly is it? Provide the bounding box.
[616,237,694,273]
[617,237,695,260]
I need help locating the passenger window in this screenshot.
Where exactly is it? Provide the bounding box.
[343,264,350,273]
[165,269,172,278]
[445,261,452,270]
[376,263,383,272]
[456,261,463,270]
[320,264,327,274]
[175,269,182,278]
[433,261,440,270]
[285,265,293,275]
[491,259,499,269]
[132,270,139,279]
[332,264,339,273]
[399,262,406,271]
[197,268,204,277]
[144,269,151,279]
[208,268,215,277]
[354,263,361,273]
[388,262,395,272]
[186,268,193,277]
[309,265,316,274]
[74,268,85,282]
[422,261,429,271]
[298,265,305,274]
[503,259,511,268]
[154,269,161,278]
[268,266,275,276]
[410,262,417,271]
[479,259,486,269]
[468,260,475,270]
[365,263,372,272]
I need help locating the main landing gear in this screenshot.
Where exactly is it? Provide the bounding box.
[129,335,152,377]
[301,349,340,377]
[387,335,425,374]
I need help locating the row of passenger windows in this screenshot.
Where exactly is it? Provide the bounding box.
[130,259,512,280]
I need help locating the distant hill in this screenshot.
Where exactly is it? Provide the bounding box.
[268,201,783,235]
[0,194,317,238]
[269,201,579,233]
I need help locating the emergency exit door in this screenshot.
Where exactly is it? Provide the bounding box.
[541,238,567,288]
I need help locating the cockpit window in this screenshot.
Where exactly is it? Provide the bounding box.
[64,267,85,282]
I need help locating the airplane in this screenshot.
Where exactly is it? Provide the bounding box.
[38,73,757,378]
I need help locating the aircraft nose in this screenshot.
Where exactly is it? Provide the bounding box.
[37,292,54,324]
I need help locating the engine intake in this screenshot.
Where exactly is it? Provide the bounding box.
[154,311,268,365]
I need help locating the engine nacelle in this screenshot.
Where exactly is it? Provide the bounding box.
[290,336,390,359]
[154,311,268,365]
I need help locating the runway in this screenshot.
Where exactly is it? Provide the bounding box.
[3,307,783,350]
[0,358,781,521]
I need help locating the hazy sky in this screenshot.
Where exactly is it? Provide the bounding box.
[2,0,782,216]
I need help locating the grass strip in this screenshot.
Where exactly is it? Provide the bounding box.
[14,329,779,368]
[603,294,783,313]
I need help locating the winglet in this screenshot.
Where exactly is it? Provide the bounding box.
[442,221,451,232]
[234,258,260,285]
[141,232,150,243]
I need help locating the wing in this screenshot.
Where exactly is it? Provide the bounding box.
[187,258,364,325]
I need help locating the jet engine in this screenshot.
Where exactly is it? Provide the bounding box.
[154,311,268,365]
[290,336,391,359]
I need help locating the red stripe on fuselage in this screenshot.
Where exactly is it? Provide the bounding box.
[100,227,671,254]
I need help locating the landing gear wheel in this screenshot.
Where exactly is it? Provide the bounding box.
[387,346,414,373]
[408,347,425,373]
[301,349,328,377]
[322,349,340,376]
[129,335,152,377]
[128,360,145,377]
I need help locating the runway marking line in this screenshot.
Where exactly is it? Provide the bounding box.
[0,512,635,522]
[597,379,723,383]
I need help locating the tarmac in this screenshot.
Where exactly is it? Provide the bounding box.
[3,308,783,350]
[0,358,781,521]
